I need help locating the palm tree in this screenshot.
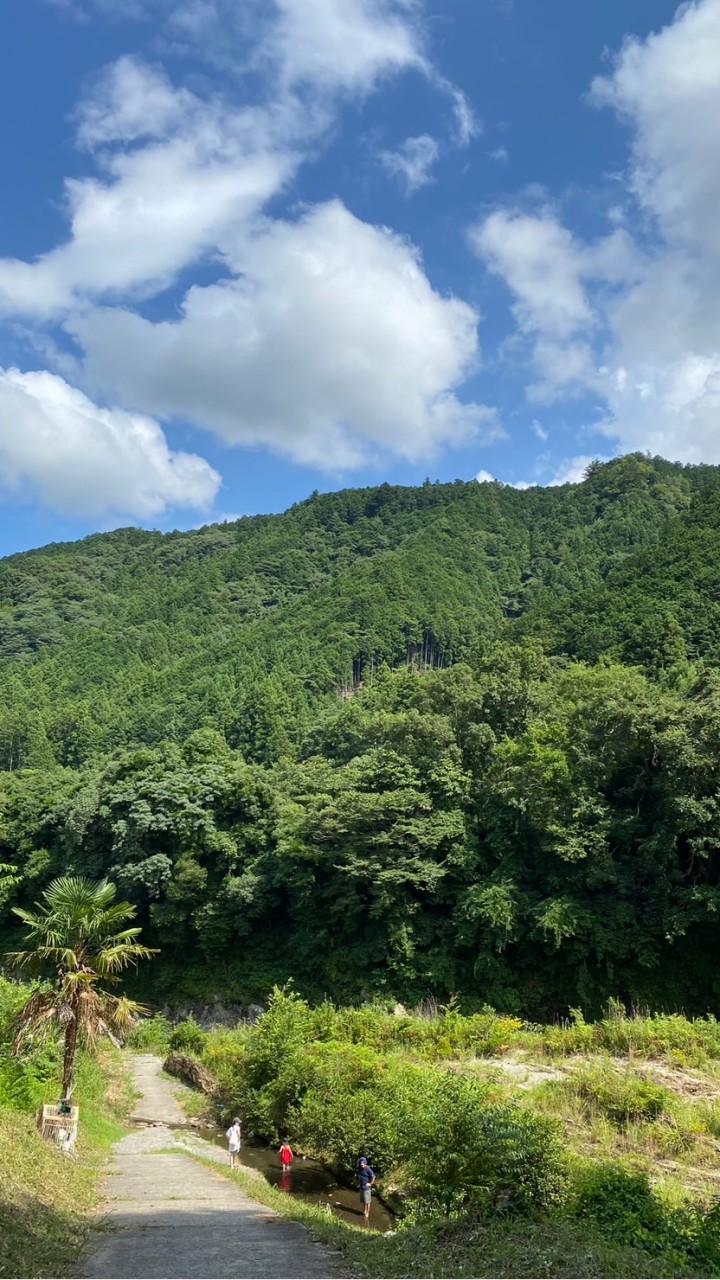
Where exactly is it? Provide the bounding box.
[7,876,157,1102]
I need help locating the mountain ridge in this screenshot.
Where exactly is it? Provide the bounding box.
[0,451,714,774]
[1,452,720,1013]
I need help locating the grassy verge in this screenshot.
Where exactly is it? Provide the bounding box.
[0,1050,133,1280]
[175,1147,686,1278]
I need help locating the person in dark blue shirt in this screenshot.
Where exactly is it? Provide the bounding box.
[357,1156,376,1223]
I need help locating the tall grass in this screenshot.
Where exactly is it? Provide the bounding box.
[0,976,134,1279]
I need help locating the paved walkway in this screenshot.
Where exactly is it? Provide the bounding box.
[81,1055,337,1279]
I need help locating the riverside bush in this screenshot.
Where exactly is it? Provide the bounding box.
[169,1016,208,1056]
[210,988,567,1219]
[125,1014,172,1054]
[326,1002,523,1059]
[233,990,720,1068]
[397,1070,567,1219]
[572,1163,720,1272]
[192,990,720,1268]
[530,1007,720,1064]
[201,1028,249,1111]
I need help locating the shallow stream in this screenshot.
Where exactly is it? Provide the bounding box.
[197,1128,395,1232]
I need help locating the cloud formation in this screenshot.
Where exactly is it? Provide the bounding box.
[0,60,297,316]
[591,0,720,461]
[471,0,720,465]
[0,369,220,518]
[379,134,439,193]
[260,0,425,93]
[72,201,498,469]
[470,208,636,400]
[549,455,604,486]
[4,0,487,498]
[0,2,430,318]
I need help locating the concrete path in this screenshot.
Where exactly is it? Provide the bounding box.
[81,1055,337,1279]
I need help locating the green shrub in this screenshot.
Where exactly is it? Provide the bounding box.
[0,977,32,1039]
[295,1080,402,1174]
[312,1000,524,1061]
[200,1028,249,1114]
[532,1007,720,1065]
[695,1098,720,1139]
[197,992,720,1263]
[0,978,61,1113]
[573,1162,720,1271]
[244,986,314,1081]
[528,1007,598,1057]
[401,1070,567,1219]
[125,1014,172,1054]
[169,1016,208,1056]
[0,1056,45,1113]
[596,1010,720,1063]
[574,1163,667,1245]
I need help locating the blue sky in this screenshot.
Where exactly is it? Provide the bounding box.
[0,0,718,555]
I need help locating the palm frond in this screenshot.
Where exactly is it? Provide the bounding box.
[4,949,39,970]
[12,989,60,1050]
[10,907,44,931]
[95,943,159,975]
[61,969,99,991]
[95,925,143,945]
[5,945,79,970]
[92,903,139,936]
[8,874,157,1077]
[105,995,149,1032]
[43,877,117,913]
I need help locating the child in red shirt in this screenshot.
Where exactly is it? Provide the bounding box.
[279,1140,293,1169]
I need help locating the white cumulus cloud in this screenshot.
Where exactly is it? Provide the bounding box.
[590,0,720,461]
[75,56,194,149]
[0,369,220,518]
[549,455,606,486]
[71,200,499,469]
[471,0,720,465]
[470,209,633,341]
[469,209,634,403]
[5,0,491,498]
[0,65,298,317]
[590,0,720,256]
[261,0,425,93]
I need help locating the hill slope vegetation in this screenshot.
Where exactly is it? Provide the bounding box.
[1,453,720,1014]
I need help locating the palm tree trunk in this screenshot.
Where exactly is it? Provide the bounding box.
[61,1010,79,1102]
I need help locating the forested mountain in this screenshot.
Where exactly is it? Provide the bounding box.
[2,452,720,1016]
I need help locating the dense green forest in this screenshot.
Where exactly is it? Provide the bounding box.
[1,452,720,1016]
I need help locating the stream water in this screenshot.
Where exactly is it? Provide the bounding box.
[197,1128,395,1233]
